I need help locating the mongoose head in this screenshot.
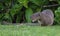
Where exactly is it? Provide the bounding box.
[30,12,40,22]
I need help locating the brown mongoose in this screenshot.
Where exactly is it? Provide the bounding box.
[30,9,54,26]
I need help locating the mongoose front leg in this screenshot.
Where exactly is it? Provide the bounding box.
[38,20,42,26]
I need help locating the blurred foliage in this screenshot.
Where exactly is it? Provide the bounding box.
[0,0,60,25]
[25,8,33,23]
[55,7,60,25]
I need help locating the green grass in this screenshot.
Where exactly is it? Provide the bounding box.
[0,25,60,36]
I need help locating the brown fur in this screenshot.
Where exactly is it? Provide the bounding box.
[30,9,54,26]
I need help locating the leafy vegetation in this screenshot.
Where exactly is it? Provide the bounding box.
[0,0,60,24]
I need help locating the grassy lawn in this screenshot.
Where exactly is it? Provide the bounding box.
[0,25,60,36]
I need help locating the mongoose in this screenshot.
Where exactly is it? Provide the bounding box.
[30,9,54,26]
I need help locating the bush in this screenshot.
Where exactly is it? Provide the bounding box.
[0,0,60,25]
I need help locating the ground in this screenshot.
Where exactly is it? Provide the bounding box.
[0,25,60,36]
